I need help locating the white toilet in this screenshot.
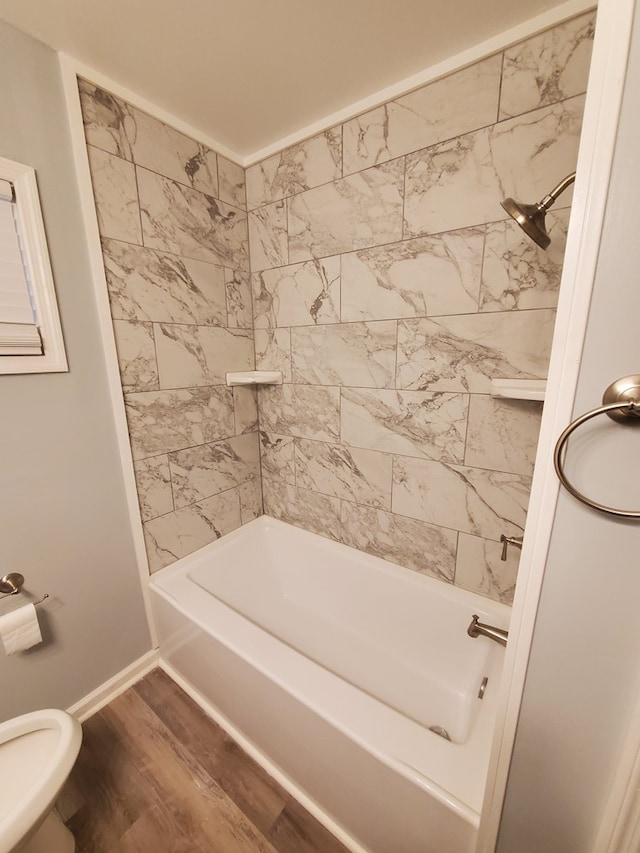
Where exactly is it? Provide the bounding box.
[0,709,82,853]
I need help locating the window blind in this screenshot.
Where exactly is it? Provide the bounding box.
[0,179,42,355]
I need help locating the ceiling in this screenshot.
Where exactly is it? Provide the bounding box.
[0,0,573,161]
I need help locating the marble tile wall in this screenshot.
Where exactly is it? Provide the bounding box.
[77,11,593,599]
[247,12,595,604]
[79,81,260,572]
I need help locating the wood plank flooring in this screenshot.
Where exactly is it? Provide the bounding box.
[64,668,351,853]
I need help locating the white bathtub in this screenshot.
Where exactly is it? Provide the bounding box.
[149,515,509,853]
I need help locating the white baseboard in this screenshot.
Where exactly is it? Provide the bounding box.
[67,648,159,722]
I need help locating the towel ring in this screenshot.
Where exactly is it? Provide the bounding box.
[553,375,640,518]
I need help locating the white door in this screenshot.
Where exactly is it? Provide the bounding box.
[479,0,640,850]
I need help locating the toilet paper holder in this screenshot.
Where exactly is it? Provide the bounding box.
[0,573,49,605]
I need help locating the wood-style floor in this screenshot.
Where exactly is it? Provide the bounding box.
[63,668,351,853]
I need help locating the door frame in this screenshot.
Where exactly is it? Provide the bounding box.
[477,0,637,848]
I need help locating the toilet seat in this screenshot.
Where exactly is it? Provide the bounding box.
[0,710,82,853]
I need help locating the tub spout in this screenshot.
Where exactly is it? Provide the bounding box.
[467,615,508,646]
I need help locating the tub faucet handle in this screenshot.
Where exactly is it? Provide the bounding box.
[500,534,524,561]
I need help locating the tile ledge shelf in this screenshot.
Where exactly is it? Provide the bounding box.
[226,370,283,386]
[490,379,546,401]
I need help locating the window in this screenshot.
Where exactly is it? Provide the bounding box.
[0,155,67,374]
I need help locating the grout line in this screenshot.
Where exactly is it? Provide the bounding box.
[87,130,238,210]
[462,392,473,469]
[389,454,396,515]
[250,203,573,274]
[215,151,221,203]
[166,449,176,514]
[452,531,461,585]
[393,319,400,389]
[99,231,243,274]
[400,155,407,241]
[132,163,145,246]
[144,477,258,522]
[493,90,589,127]
[248,88,585,213]
[133,163,246,217]
[497,51,506,124]
[478,223,488,311]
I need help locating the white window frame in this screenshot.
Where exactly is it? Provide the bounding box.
[0,155,67,374]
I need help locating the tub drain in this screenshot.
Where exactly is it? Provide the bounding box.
[428,725,451,741]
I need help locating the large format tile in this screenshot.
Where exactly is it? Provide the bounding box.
[154,323,209,389]
[233,388,259,435]
[239,478,264,524]
[341,230,483,322]
[137,167,249,269]
[404,128,496,237]
[87,146,142,244]
[479,211,569,311]
[294,439,393,510]
[125,386,235,459]
[465,395,543,475]
[246,129,342,209]
[154,324,254,390]
[259,432,296,485]
[288,160,405,261]
[248,201,289,272]
[198,327,255,384]
[133,456,174,522]
[103,239,228,326]
[396,309,555,393]
[291,321,397,387]
[252,257,340,328]
[339,503,457,581]
[490,95,585,204]
[262,481,342,541]
[341,388,468,462]
[125,109,218,196]
[225,269,253,329]
[168,433,260,508]
[258,385,341,441]
[218,157,247,210]
[79,79,135,158]
[143,488,242,571]
[342,55,502,174]
[254,329,293,382]
[403,96,584,237]
[392,456,529,540]
[455,532,520,604]
[80,80,219,195]
[112,320,158,392]
[500,12,595,119]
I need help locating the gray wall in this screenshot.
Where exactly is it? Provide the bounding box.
[0,23,152,720]
[498,3,640,850]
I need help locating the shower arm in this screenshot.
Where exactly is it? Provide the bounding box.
[538,171,577,211]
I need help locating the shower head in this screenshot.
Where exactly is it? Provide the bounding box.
[501,171,576,250]
[500,197,551,249]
